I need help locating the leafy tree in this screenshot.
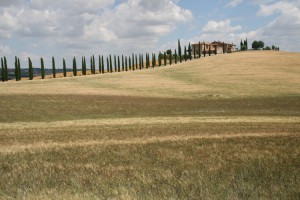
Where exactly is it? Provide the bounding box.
[252,40,264,50]
[52,57,56,78]
[265,46,271,50]
[1,57,4,82]
[73,57,77,76]
[63,58,66,77]
[41,57,45,79]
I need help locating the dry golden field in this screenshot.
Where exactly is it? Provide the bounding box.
[0,51,299,199]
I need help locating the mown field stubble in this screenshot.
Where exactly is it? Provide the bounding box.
[0,51,299,199]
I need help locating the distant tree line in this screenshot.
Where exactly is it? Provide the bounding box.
[1,39,232,82]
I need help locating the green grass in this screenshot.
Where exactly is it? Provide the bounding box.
[0,51,299,199]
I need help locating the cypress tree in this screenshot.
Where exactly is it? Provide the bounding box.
[175,49,177,64]
[118,56,120,72]
[188,43,192,60]
[101,56,104,73]
[203,42,206,57]
[1,57,4,82]
[14,56,18,81]
[17,58,21,81]
[215,45,217,55]
[90,57,92,74]
[109,55,112,73]
[223,42,225,54]
[141,54,144,69]
[184,46,187,61]
[82,57,86,75]
[193,44,196,59]
[132,54,135,71]
[99,55,102,74]
[28,57,33,80]
[63,58,66,77]
[178,39,182,63]
[73,57,77,76]
[114,55,117,72]
[164,52,167,66]
[121,55,124,71]
[106,57,109,72]
[52,57,56,78]
[199,42,201,58]
[158,52,162,67]
[169,50,172,65]
[209,45,211,56]
[135,55,138,70]
[146,53,148,69]
[41,57,45,79]
[92,55,95,74]
[129,57,131,71]
[125,56,128,71]
[4,56,8,81]
[139,54,141,70]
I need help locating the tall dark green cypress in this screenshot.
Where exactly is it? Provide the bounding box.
[158,52,162,67]
[92,55,95,74]
[4,56,8,81]
[101,56,104,73]
[52,57,56,78]
[175,49,177,64]
[17,58,21,81]
[1,58,4,82]
[178,39,182,63]
[199,42,201,58]
[188,43,192,60]
[90,57,92,74]
[164,52,167,66]
[41,57,45,79]
[135,55,138,70]
[109,55,112,73]
[141,54,144,69]
[129,57,131,71]
[209,45,211,56]
[125,56,128,72]
[114,55,117,72]
[14,56,18,81]
[118,56,120,72]
[223,42,225,54]
[169,50,172,65]
[106,57,109,72]
[132,54,135,71]
[122,55,124,71]
[215,45,217,55]
[184,46,187,61]
[193,44,196,59]
[139,55,141,70]
[73,57,77,76]
[28,57,33,80]
[82,57,86,75]
[146,53,148,69]
[99,55,102,74]
[63,58,66,77]
[203,42,206,57]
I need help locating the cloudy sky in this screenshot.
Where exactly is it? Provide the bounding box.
[0,0,299,67]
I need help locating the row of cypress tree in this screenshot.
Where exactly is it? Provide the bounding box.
[1,39,219,81]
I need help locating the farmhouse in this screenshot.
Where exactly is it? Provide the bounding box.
[192,41,236,56]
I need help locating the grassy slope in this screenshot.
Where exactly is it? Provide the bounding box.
[0,51,299,199]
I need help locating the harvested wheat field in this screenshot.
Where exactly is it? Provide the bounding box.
[0,51,299,199]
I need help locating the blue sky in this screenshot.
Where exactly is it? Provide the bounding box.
[0,0,299,67]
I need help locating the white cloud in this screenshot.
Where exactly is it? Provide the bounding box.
[202,19,242,33]
[225,0,243,8]
[257,1,300,51]
[0,45,12,55]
